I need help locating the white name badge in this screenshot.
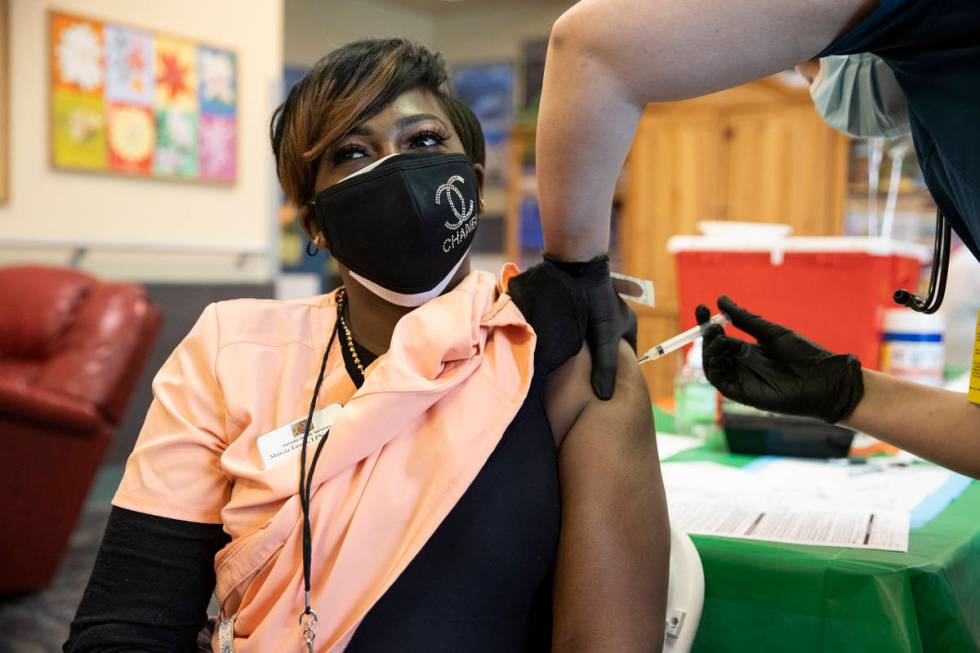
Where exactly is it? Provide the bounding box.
[256,403,343,470]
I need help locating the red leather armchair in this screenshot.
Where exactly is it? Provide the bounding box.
[0,265,161,592]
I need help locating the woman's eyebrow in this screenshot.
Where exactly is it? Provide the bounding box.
[394,113,447,131]
[346,124,373,137]
[343,114,445,139]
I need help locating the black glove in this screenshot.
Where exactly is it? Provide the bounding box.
[543,254,637,400]
[697,296,864,423]
[506,260,588,376]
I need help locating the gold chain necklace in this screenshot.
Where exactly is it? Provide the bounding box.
[336,288,365,376]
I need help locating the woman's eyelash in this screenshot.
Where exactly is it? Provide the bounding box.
[331,145,367,164]
[410,130,449,147]
[330,128,449,164]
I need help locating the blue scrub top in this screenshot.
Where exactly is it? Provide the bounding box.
[818,0,980,261]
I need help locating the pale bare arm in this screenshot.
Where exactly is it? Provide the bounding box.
[842,370,980,479]
[546,342,669,651]
[537,0,877,259]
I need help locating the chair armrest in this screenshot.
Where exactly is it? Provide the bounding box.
[35,284,160,425]
[0,378,102,433]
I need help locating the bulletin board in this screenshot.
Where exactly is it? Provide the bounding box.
[48,10,237,183]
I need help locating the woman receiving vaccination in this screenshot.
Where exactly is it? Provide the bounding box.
[65,39,668,652]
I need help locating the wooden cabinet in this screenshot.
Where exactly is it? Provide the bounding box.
[504,77,849,400]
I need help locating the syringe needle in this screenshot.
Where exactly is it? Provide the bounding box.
[637,313,730,364]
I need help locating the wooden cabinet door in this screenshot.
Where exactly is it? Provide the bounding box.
[722,104,848,235]
[622,108,725,310]
[622,108,725,399]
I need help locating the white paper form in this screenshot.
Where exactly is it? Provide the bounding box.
[658,460,957,552]
[656,433,703,460]
[667,497,909,552]
[748,459,953,513]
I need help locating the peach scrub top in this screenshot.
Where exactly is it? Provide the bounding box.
[112,269,535,652]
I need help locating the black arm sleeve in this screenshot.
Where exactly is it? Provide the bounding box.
[64,506,230,653]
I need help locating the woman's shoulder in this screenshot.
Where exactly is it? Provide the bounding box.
[506,262,588,377]
[203,292,338,351]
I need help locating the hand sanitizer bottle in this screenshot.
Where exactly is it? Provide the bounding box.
[673,338,718,438]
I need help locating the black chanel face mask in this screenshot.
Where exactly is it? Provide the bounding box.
[312,152,481,306]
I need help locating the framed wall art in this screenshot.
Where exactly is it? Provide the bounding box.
[49,10,237,183]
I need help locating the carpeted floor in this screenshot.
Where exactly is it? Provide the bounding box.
[0,466,122,653]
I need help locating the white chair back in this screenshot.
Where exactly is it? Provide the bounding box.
[662,528,705,653]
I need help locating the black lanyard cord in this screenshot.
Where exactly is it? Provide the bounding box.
[299,316,340,619]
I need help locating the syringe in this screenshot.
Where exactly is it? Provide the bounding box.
[637,313,731,364]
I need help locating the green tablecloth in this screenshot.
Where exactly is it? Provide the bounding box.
[656,412,980,653]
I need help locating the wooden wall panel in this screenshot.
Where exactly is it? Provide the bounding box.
[622,109,724,311]
[636,309,682,401]
[724,105,848,235]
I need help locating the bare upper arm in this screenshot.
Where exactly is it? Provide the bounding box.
[544,340,656,453]
[550,0,878,103]
[544,344,594,447]
[545,341,669,649]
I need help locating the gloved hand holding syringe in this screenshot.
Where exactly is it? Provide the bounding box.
[637,313,730,364]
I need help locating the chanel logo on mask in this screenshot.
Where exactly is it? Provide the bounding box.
[435,175,476,230]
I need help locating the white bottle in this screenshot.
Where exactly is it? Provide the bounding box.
[880,308,945,387]
[674,338,718,438]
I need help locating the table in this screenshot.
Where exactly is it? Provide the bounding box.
[656,411,980,653]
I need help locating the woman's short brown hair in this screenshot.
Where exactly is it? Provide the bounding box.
[270,39,485,216]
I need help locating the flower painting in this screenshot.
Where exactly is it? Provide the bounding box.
[52,14,104,94]
[199,114,236,181]
[155,108,198,177]
[52,89,106,170]
[198,47,236,115]
[49,10,236,183]
[155,37,198,113]
[107,103,154,173]
[104,26,153,105]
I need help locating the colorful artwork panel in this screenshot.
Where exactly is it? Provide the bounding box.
[51,14,104,96]
[199,114,235,181]
[50,11,235,183]
[198,47,236,115]
[104,25,154,105]
[154,36,198,112]
[52,89,106,170]
[154,109,198,177]
[107,103,154,174]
